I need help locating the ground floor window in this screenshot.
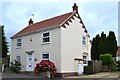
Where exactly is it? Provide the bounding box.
[83,55,87,64]
[42,52,49,60]
[16,56,20,61]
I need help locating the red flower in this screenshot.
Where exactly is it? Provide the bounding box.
[34,60,57,78]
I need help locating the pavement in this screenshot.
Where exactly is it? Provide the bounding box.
[65,72,119,78]
[0,72,2,80]
[0,71,120,80]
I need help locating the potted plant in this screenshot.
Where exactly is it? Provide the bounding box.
[34,60,57,78]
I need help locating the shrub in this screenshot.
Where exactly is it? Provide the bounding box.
[100,54,112,66]
[84,66,93,75]
[116,60,120,71]
[10,60,22,73]
[34,60,57,78]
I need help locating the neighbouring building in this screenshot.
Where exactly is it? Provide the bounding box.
[10,3,91,77]
[116,46,120,61]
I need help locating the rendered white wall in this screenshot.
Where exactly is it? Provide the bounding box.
[11,28,61,72]
[61,16,91,73]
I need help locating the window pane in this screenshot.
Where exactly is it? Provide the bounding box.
[43,37,50,43]
[82,36,86,45]
[43,32,49,37]
[17,43,21,46]
[83,60,87,64]
[16,56,20,61]
[42,54,49,60]
[83,56,86,59]
[17,39,21,42]
[17,38,22,47]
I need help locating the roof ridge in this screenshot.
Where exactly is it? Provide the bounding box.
[60,11,75,26]
[33,12,73,26]
[12,12,73,38]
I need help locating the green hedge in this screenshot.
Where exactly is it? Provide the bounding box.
[84,66,93,75]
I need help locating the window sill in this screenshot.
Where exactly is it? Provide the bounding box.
[42,59,49,60]
[16,46,22,49]
[82,45,86,47]
[41,42,50,45]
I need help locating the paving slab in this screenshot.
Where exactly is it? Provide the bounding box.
[65,72,119,79]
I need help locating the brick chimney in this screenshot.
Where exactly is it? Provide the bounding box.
[72,3,78,13]
[29,18,33,25]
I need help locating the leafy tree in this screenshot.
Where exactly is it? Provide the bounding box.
[98,32,107,54]
[2,25,9,58]
[91,34,100,60]
[106,31,117,58]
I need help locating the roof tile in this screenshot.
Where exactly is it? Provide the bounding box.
[13,12,73,37]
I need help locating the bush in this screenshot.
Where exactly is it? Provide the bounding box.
[34,60,57,78]
[88,61,93,67]
[10,60,22,73]
[110,60,117,72]
[84,66,93,75]
[100,54,112,66]
[116,60,120,71]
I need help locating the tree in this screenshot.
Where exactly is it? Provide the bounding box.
[98,32,107,54]
[2,25,9,58]
[106,31,117,58]
[91,34,100,60]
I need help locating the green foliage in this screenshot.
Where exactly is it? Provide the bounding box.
[109,61,117,72]
[91,31,117,61]
[106,31,117,58]
[84,61,94,75]
[84,66,93,75]
[10,60,22,73]
[88,60,93,67]
[2,25,9,58]
[91,34,100,60]
[98,32,107,54]
[100,54,112,66]
[116,60,120,71]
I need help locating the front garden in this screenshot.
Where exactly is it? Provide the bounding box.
[9,60,57,79]
[84,54,120,75]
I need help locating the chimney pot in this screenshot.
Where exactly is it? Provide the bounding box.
[29,18,33,25]
[72,3,78,13]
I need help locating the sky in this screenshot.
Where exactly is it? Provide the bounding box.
[0,0,119,52]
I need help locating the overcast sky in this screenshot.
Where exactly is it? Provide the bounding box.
[0,0,119,51]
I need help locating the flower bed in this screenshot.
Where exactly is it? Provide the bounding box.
[34,60,57,78]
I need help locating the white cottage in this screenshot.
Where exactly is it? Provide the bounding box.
[10,3,91,77]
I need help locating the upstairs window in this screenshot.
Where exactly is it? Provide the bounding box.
[17,38,22,47]
[42,52,49,60]
[42,32,50,44]
[82,36,86,46]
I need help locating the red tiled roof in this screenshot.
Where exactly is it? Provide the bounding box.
[12,12,73,37]
[117,46,120,56]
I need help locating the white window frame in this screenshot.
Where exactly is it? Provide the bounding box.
[41,32,51,44]
[82,36,86,46]
[83,55,87,64]
[42,52,49,60]
[16,56,20,61]
[16,38,22,48]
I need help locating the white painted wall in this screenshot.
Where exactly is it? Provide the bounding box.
[61,16,91,73]
[11,13,91,73]
[11,28,61,72]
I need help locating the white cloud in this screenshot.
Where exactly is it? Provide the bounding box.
[1,1,119,50]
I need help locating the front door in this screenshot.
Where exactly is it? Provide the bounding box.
[78,63,83,75]
[27,52,34,71]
